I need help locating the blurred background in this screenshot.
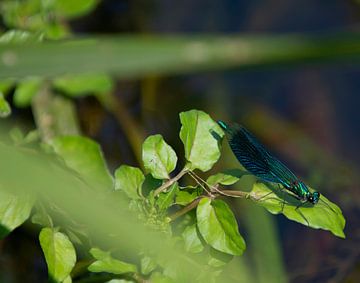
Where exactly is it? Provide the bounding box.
[0,0,359,282]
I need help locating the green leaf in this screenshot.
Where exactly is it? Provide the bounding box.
[175,187,198,206]
[250,183,346,238]
[53,0,99,19]
[207,169,247,186]
[141,174,163,197]
[196,198,245,256]
[88,248,137,274]
[142,134,177,179]
[179,110,224,172]
[13,76,42,107]
[114,165,144,200]
[0,30,42,44]
[10,128,39,145]
[0,190,33,238]
[0,92,11,117]
[151,272,174,283]
[182,224,204,253]
[51,136,113,191]
[106,280,134,283]
[39,228,76,283]
[0,78,15,94]
[207,248,233,267]
[156,182,178,211]
[53,73,114,97]
[141,255,157,275]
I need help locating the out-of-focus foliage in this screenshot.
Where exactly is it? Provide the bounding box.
[0,1,352,282]
[0,110,346,282]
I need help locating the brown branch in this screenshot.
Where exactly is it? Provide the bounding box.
[169,197,204,221]
[220,190,250,199]
[153,168,188,196]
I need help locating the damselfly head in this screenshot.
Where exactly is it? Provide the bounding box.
[217,120,228,131]
[308,191,320,204]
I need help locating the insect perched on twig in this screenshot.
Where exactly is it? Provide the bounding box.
[217,121,321,213]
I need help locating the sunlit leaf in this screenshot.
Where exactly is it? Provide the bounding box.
[88,248,137,274]
[156,182,178,211]
[0,190,33,238]
[0,78,15,94]
[53,0,99,19]
[175,187,198,206]
[53,73,114,97]
[141,255,157,275]
[179,110,224,172]
[207,248,233,267]
[142,134,177,180]
[0,30,42,44]
[39,228,76,283]
[13,76,42,107]
[197,198,245,255]
[0,92,11,117]
[151,272,174,283]
[115,165,144,200]
[51,136,113,191]
[250,183,346,238]
[207,169,247,186]
[182,224,204,253]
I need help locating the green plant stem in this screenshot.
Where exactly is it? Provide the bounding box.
[220,190,250,198]
[153,167,188,196]
[169,197,204,221]
[168,189,253,222]
[31,82,80,142]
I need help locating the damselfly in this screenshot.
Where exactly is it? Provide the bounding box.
[218,121,320,205]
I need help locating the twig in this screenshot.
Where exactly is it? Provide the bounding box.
[169,197,204,221]
[153,167,188,196]
[220,190,250,198]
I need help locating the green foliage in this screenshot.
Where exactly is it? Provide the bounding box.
[52,0,99,19]
[13,76,42,107]
[250,183,346,238]
[114,165,145,200]
[88,248,138,274]
[53,73,114,97]
[175,187,199,206]
[0,0,99,38]
[179,110,224,172]
[0,108,346,282]
[197,198,246,255]
[156,183,179,211]
[207,169,247,186]
[0,190,33,238]
[0,78,15,94]
[51,136,113,191]
[0,30,43,43]
[143,134,178,180]
[0,92,11,117]
[39,227,76,282]
[182,224,204,253]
